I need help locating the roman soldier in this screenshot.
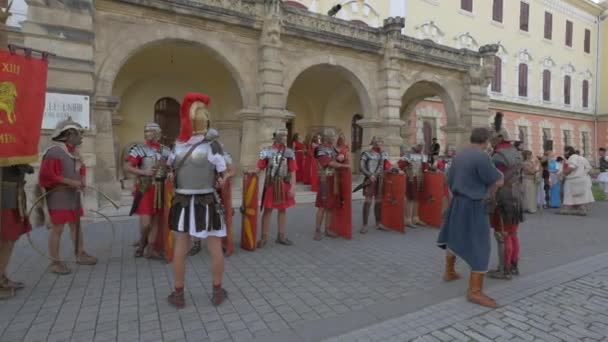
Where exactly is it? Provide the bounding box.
[38,118,97,275]
[0,164,33,299]
[124,122,171,259]
[488,113,524,280]
[313,130,350,240]
[248,129,296,247]
[358,136,392,234]
[189,131,236,256]
[398,142,430,227]
[309,133,321,192]
[166,93,228,309]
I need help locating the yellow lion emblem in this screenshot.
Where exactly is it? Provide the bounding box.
[0,82,17,124]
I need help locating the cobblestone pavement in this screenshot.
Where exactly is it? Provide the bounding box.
[329,255,608,342]
[1,201,607,342]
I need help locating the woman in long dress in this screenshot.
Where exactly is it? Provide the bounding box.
[292,133,306,183]
[548,157,562,208]
[521,151,539,213]
[561,147,594,215]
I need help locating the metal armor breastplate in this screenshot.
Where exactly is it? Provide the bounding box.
[134,144,170,178]
[173,142,216,194]
[316,146,337,175]
[404,153,426,177]
[266,148,289,179]
[363,151,382,176]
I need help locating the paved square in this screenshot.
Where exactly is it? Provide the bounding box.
[1,201,607,341]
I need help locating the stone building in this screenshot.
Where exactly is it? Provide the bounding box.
[4,0,503,211]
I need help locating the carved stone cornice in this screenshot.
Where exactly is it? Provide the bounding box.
[109,0,487,72]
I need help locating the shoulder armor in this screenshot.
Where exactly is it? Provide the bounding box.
[381,151,389,160]
[360,150,371,160]
[128,144,144,158]
[283,148,295,159]
[316,146,331,157]
[223,152,233,165]
[259,147,273,159]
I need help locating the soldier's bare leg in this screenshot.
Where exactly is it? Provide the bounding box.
[168,232,188,308]
[49,224,71,274]
[314,208,324,240]
[412,200,426,226]
[276,209,292,245]
[258,208,273,248]
[374,199,384,230]
[136,215,152,257]
[0,240,16,299]
[324,209,337,237]
[207,236,227,306]
[144,215,162,259]
[360,197,372,234]
[69,223,97,265]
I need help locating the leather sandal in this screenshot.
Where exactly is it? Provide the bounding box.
[257,234,268,248]
[325,229,339,238]
[313,229,322,241]
[275,234,293,246]
[76,252,98,266]
[168,291,185,309]
[211,287,228,306]
[49,261,72,275]
[359,226,368,234]
[1,275,24,290]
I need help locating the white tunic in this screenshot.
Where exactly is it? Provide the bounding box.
[563,154,594,206]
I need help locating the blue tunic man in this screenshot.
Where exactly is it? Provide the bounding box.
[437,127,504,308]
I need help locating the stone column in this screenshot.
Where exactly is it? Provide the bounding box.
[460,44,499,143]
[93,96,122,209]
[373,17,407,160]
[239,6,292,167]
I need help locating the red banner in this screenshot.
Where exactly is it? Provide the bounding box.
[0,50,48,166]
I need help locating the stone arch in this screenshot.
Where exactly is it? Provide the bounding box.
[400,78,460,127]
[283,55,375,118]
[96,37,252,107]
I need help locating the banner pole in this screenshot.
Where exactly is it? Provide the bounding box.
[0,2,10,238]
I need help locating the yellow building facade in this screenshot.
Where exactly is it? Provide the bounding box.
[289,0,606,159]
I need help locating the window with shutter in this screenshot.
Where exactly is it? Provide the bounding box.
[564,75,571,105]
[520,2,529,32]
[543,70,551,102]
[518,63,528,97]
[563,130,571,147]
[461,0,472,12]
[584,29,591,53]
[493,0,503,22]
[582,80,589,108]
[582,131,589,157]
[566,20,573,47]
[491,56,502,92]
[544,12,552,40]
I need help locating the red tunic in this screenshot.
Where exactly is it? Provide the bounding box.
[39,144,85,224]
[258,144,297,210]
[314,149,338,209]
[1,209,32,241]
[293,141,306,183]
[127,141,164,216]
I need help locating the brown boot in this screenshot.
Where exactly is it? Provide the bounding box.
[443,255,461,282]
[0,287,15,300]
[211,286,228,306]
[466,272,497,308]
[168,291,185,309]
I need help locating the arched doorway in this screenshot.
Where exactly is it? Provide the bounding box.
[154,97,180,147]
[112,40,244,165]
[285,64,372,173]
[400,81,458,155]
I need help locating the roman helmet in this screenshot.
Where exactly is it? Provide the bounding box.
[144,122,162,140]
[178,93,211,142]
[490,112,510,146]
[51,117,84,143]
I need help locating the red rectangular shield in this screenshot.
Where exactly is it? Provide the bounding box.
[329,168,352,239]
[419,172,444,228]
[0,50,48,166]
[240,173,258,251]
[380,172,406,233]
